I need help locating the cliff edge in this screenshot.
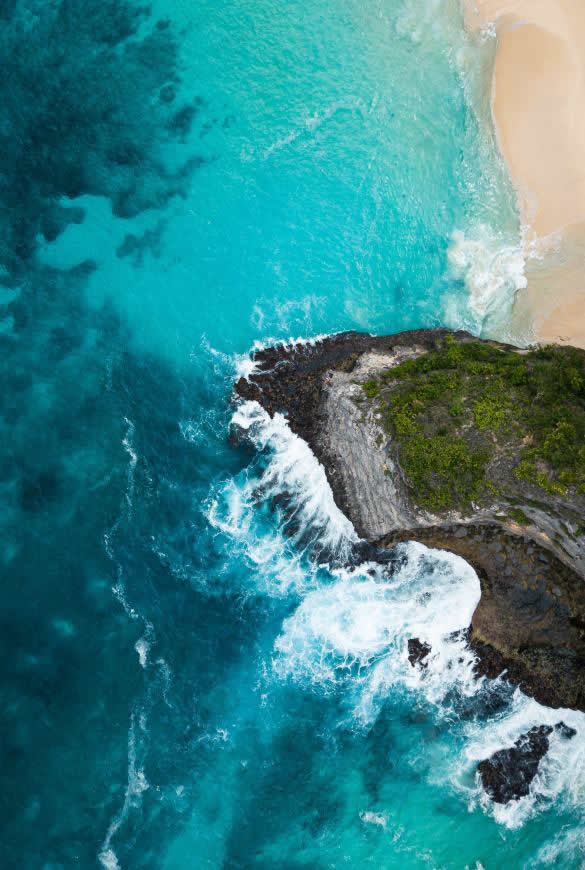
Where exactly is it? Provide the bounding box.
[235,329,585,711]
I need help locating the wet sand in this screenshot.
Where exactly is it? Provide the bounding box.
[465,0,585,347]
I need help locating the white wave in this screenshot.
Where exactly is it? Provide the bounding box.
[260,97,368,160]
[234,351,262,382]
[206,400,357,594]
[179,408,225,447]
[156,657,174,709]
[122,417,137,516]
[273,541,480,715]
[207,473,319,598]
[99,713,149,870]
[445,225,527,337]
[272,535,585,826]
[213,356,585,833]
[231,400,355,548]
[98,848,120,870]
[195,727,231,746]
[234,332,334,383]
[245,403,352,544]
[360,810,387,828]
[263,128,301,159]
[135,638,149,669]
[531,824,585,867]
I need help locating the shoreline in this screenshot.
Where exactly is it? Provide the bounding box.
[464,0,585,348]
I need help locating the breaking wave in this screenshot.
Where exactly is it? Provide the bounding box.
[206,399,357,595]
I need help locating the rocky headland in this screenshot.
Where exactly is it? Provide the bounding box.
[235,329,585,718]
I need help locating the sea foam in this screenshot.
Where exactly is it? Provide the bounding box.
[445,225,528,339]
[274,538,585,824]
[206,399,357,595]
[273,541,481,715]
[460,693,585,829]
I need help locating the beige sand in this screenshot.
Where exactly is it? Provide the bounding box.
[465,0,585,347]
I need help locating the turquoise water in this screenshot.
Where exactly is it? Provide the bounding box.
[2,0,583,867]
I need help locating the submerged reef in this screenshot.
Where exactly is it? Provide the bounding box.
[0,0,213,863]
[235,329,585,712]
[0,0,206,281]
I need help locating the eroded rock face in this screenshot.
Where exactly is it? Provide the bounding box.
[234,330,585,712]
[478,722,576,803]
[381,524,585,711]
[235,329,459,533]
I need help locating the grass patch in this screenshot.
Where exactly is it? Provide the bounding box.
[401,435,487,511]
[363,338,585,511]
[362,379,379,399]
[473,396,507,430]
[507,508,530,526]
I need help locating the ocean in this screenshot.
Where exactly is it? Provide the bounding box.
[2,0,584,867]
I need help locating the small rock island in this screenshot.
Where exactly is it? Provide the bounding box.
[236,329,585,715]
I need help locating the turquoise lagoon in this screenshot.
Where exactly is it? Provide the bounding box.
[1,0,583,867]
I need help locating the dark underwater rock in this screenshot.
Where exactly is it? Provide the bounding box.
[116,221,166,265]
[20,469,60,512]
[478,725,553,803]
[407,638,431,667]
[0,0,207,279]
[478,722,575,803]
[234,329,585,712]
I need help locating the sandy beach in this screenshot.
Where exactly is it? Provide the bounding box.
[465,0,585,347]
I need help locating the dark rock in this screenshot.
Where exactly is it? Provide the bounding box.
[408,638,431,668]
[555,721,577,740]
[478,725,553,803]
[159,83,177,103]
[48,326,82,362]
[41,205,86,243]
[167,104,198,139]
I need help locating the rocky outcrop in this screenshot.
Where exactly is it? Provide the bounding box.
[382,524,585,710]
[407,638,431,668]
[478,722,576,803]
[235,329,585,711]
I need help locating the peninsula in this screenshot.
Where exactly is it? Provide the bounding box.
[236,329,585,712]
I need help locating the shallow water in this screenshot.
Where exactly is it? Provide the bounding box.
[2,0,583,867]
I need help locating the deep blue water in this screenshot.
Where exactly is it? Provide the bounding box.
[2,0,584,867]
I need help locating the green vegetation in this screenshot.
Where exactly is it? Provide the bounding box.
[507,508,531,526]
[362,379,379,398]
[473,396,507,430]
[400,434,487,511]
[361,337,585,511]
